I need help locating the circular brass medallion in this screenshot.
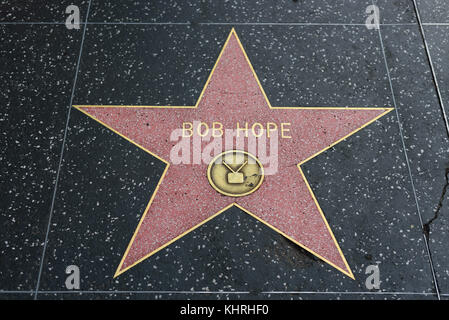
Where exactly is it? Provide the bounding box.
[207,150,264,197]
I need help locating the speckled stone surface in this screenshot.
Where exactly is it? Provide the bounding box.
[410,25,449,293]
[0,25,82,291]
[2,0,448,300]
[0,293,34,300]
[236,26,392,108]
[75,25,394,108]
[37,204,434,295]
[37,291,436,300]
[75,25,228,106]
[424,26,449,131]
[0,1,89,22]
[78,30,390,277]
[89,0,373,23]
[416,0,449,23]
[379,25,449,294]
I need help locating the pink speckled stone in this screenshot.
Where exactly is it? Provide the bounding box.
[81,31,389,277]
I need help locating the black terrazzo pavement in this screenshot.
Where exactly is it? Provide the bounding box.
[1,0,449,300]
[0,24,83,291]
[0,1,90,22]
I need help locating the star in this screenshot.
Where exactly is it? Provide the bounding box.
[75,29,392,279]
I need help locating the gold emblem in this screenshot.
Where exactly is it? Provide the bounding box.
[207,150,264,197]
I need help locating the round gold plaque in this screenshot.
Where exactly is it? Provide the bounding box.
[207,150,264,197]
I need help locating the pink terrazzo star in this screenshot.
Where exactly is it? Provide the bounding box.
[75,29,392,279]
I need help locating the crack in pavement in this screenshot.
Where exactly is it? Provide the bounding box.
[423,167,449,241]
